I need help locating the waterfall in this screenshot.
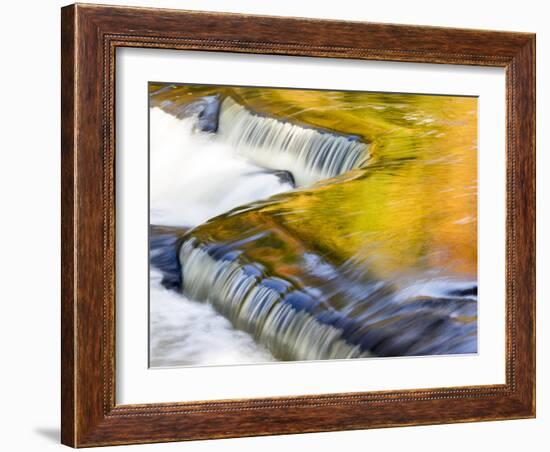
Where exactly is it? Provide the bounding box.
[149,97,370,226]
[149,267,275,367]
[149,107,294,227]
[217,97,370,187]
[179,238,477,360]
[179,238,368,361]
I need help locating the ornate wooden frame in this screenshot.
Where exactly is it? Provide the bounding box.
[61,3,536,447]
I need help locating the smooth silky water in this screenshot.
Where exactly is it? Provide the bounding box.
[148,84,477,367]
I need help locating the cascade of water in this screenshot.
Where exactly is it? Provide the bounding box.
[179,238,477,360]
[149,107,294,227]
[179,238,369,361]
[217,97,370,187]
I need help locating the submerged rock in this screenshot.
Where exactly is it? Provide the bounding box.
[171,94,221,133]
[271,170,296,188]
[149,225,189,290]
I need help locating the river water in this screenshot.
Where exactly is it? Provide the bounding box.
[149,84,478,367]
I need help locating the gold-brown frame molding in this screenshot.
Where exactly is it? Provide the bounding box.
[61,3,536,447]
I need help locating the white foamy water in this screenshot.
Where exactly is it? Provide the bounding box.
[150,106,289,367]
[150,268,274,367]
[150,107,293,227]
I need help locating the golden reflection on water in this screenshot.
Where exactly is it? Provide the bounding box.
[150,84,477,282]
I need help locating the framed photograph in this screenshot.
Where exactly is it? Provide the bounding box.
[61,3,536,447]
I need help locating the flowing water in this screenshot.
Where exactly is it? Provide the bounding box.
[150,107,294,226]
[149,84,477,366]
[217,97,369,186]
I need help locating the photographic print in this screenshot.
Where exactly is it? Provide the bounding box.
[148,83,478,368]
[61,6,536,444]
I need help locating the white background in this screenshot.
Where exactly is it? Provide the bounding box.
[0,0,546,451]
[118,49,505,404]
